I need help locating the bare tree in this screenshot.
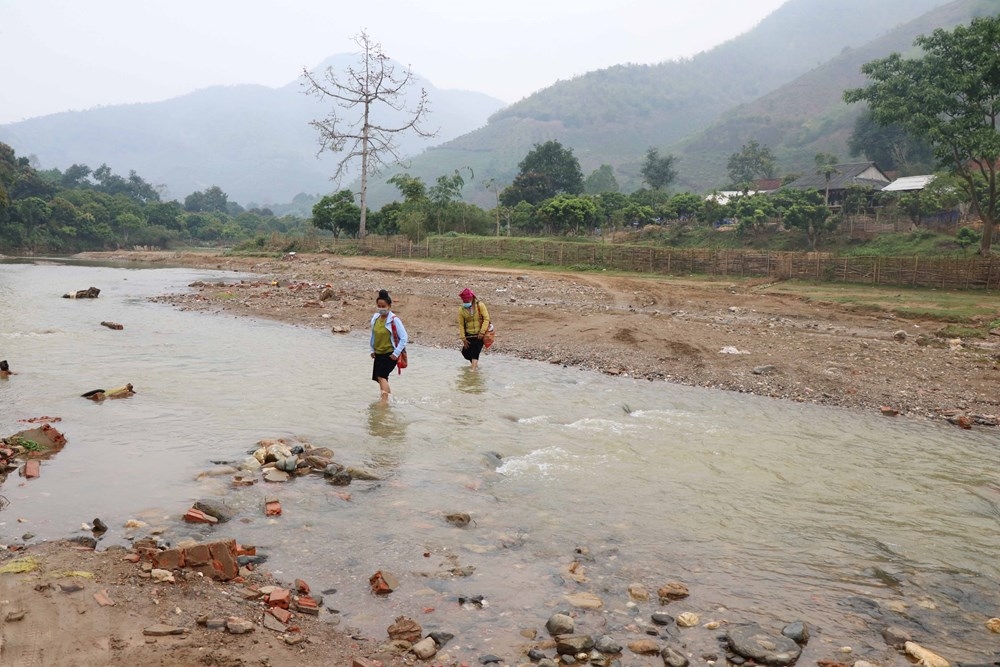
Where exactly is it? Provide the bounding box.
[302,31,435,239]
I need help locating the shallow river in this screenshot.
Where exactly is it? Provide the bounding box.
[1,259,998,663]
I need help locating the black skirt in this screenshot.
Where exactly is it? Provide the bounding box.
[462,336,485,361]
[372,353,398,381]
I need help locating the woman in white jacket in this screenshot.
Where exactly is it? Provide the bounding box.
[369,289,408,403]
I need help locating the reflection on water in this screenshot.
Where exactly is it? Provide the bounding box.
[365,402,407,470]
[456,367,486,394]
[1,260,998,661]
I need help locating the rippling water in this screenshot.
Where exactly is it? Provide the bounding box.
[1,259,998,662]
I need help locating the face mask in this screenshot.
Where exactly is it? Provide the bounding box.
[462,302,472,308]
[377,308,389,316]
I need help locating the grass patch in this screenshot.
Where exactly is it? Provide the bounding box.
[936,324,987,339]
[759,280,1000,323]
[11,437,44,452]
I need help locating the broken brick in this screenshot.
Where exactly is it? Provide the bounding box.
[269,606,292,624]
[264,499,282,516]
[267,587,291,609]
[293,595,319,615]
[294,578,310,595]
[93,589,116,607]
[183,544,211,567]
[183,508,218,524]
[208,540,239,581]
[152,548,185,570]
[22,460,40,479]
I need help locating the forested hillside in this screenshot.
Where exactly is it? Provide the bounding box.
[0,55,504,207]
[374,0,950,205]
[672,0,996,189]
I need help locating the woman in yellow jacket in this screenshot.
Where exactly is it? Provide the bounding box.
[457,287,489,370]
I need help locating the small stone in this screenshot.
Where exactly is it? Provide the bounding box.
[445,512,471,527]
[676,612,699,627]
[565,592,603,609]
[226,617,254,634]
[657,582,689,601]
[546,613,575,636]
[651,611,675,626]
[881,625,912,648]
[892,330,907,341]
[263,468,290,483]
[662,645,690,667]
[781,621,809,645]
[5,610,26,622]
[628,583,650,601]
[143,624,186,636]
[387,615,422,643]
[987,617,1000,633]
[554,636,594,658]
[904,642,948,667]
[627,638,660,655]
[411,637,438,659]
[594,634,622,654]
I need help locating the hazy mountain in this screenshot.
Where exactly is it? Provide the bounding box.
[372,0,953,206]
[672,0,995,190]
[0,56,505,205]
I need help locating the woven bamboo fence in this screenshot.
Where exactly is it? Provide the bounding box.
[334,237,1000,290]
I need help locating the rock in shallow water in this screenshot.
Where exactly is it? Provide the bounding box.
[727,624,802,666]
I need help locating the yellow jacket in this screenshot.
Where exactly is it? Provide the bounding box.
[458,300,490,338]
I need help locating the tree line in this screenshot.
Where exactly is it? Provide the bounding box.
[0,143,310,253]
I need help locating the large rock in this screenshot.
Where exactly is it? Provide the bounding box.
[727,624,802,666]
[556,634,594,655]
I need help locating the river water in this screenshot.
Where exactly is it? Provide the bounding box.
[0,259,997,663]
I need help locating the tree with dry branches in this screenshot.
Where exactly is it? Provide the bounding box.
[301,31,435,239]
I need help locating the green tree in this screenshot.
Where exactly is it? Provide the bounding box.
[536,194,597,235]
[640,148,677,191]
[312,190,361,237]
[302,30,434,239]
[185,186,229,213]
[780,190,837,250]
[584,164,620,194]
[847,110,934,174]
[387,173,428,205]
[727,140,776,189]
[500,140,583,206]
[844,16,1000,254]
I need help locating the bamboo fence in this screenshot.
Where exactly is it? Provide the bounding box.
[331,237,999,290]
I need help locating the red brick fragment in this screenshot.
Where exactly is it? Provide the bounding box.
[93,589,116,607]
[267,587,291,609]
[264,500,282,516]
[122,553,140,563]
[183,508,218,524]
[294,578,310,595]
[293,595,319,615]
[208,540,239,581]
[184,544,211,566]
[22,460,40,479]
[152,548,185,570]
[269,607,292,624]
[236,544,256,557]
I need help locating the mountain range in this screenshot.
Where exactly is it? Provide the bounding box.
[1,0,990,210]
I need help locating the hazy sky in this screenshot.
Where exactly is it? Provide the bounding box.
[0,0,788,124]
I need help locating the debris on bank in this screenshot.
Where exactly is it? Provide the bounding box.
[81,383,136,401]
[62,286,100,299]
[1,423,69,484]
